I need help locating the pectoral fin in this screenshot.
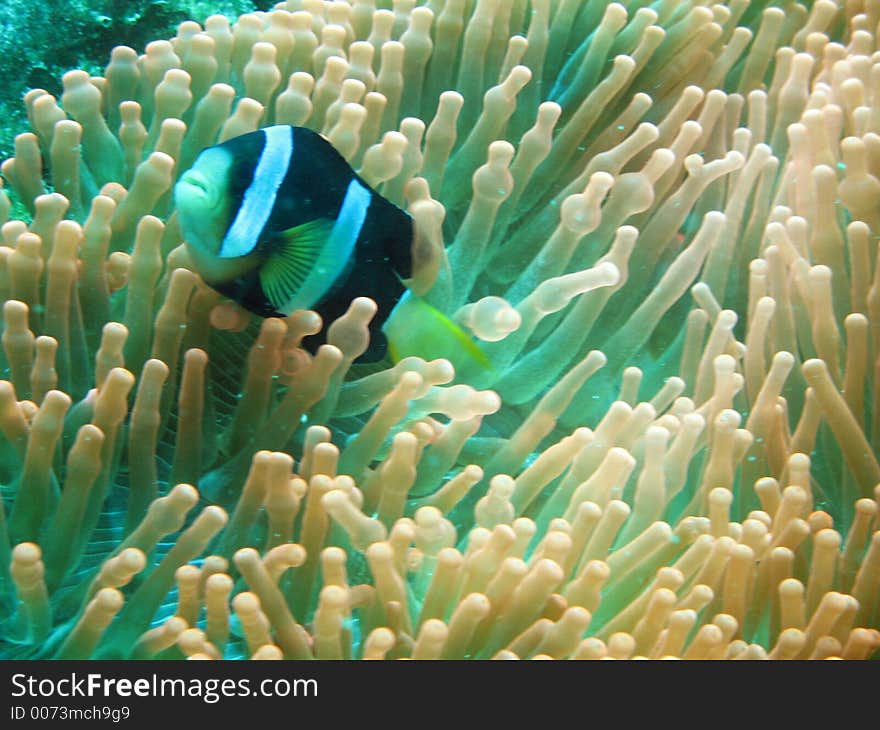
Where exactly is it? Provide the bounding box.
[258,218,335,312]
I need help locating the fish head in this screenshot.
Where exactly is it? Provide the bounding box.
[174,145,256,284]
[175,146,233,253]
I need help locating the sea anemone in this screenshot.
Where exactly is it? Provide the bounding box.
[0,0,879,660]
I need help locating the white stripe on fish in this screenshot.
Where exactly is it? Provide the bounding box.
[277,176,372,313]
[219,125,294,258]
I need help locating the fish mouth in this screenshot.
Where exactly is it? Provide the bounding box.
[174,170,224,222]
[177,170,212,198]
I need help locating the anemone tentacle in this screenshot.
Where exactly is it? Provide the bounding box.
[0,0,879,660]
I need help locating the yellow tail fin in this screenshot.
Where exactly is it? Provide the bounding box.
[382,293,493,376]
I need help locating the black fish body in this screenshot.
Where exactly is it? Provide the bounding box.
[175,124,415,359]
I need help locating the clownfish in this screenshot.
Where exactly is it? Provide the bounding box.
[174,124,490,370]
